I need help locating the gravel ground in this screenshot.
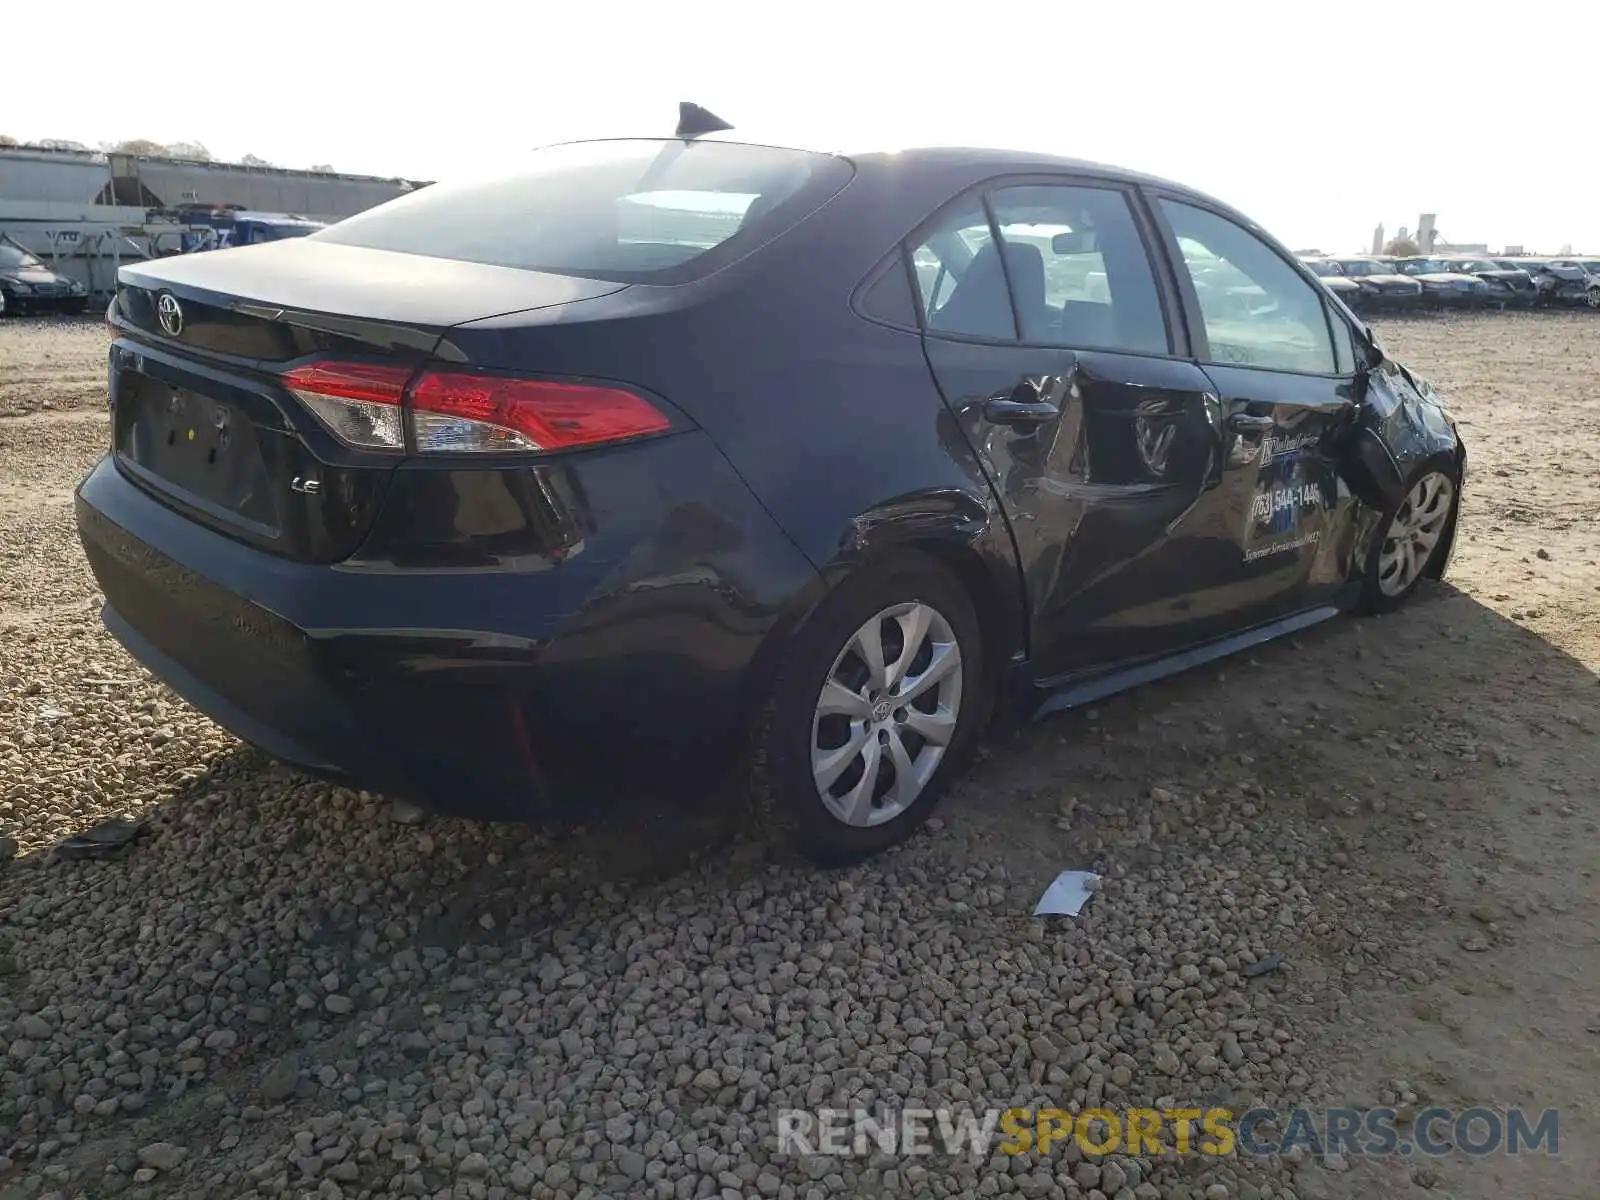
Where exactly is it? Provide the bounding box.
[1,312,1597,1200]
[0,317,107,419]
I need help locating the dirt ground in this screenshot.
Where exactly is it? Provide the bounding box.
[0,312,1597,1200]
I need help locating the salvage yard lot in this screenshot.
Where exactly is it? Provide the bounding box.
[1,313,1598,1200]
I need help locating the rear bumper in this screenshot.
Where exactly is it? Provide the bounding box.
[76,437,820,819]
[99,601,383,791]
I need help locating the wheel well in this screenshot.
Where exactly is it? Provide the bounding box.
[737,539,1023,744]
[900,538,1021,667]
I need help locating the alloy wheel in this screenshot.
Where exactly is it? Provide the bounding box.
[1378,472,1455,597]
[1587,287,1600,310]
[810,601,963,827]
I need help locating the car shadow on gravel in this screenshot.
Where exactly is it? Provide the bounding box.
[13,578,1593,932]
[4,744,760,993]
[925,580,1597,909]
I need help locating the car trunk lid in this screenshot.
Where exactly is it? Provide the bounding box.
[110,242,627,562]
[116,242,625,362]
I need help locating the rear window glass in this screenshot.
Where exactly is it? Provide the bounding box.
[314,139,853,284]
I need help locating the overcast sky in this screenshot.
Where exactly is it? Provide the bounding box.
[10,0,1597,253]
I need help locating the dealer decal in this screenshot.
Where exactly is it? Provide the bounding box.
[1257,431,1319,466]
[1244,529,1322,563]
[1250,482,1325,523]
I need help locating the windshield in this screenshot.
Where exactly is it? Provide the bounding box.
[0,244,45,270]
[1303,260,1340,277]
[316,139,854,284]
[1337,260,1388,277]
[1455,260,1498,272]
[1398,260,1449,275]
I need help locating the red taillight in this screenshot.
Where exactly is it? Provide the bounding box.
[283,361,411,407]
[280,361,669,455]
[409,373,670,454]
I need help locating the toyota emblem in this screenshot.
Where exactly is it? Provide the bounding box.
[156,292,184,337]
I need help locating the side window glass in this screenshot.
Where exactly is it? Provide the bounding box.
[989,184,1169,354]
[910,202,1015,341]
[857,251,918,328]
[1159,200,1336,374]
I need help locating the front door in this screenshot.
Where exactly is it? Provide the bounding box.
[911,180,1254,681]
[1150,195,1361,623]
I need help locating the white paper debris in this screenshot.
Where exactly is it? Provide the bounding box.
[1034,870,1101,916]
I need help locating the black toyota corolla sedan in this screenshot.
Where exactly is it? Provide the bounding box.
[0,237,90,315]
[76,119,1466,862]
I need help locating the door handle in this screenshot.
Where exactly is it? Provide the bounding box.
[1227,412,1276,433]
[982,382,1060,430]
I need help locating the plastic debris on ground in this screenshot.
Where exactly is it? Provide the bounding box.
[1034,869,1101,916]
[54,818,145,861]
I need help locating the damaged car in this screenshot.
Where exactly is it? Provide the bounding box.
[1445,257,1539,307]
[75,119,1467,862]
[1496,259,1554,304]
[1392,257,1493,308]
[1331,258,1425,311]
[1538,259,1600,309]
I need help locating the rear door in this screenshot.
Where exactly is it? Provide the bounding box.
[1148,194,1360,620]
[914,178,1255,681]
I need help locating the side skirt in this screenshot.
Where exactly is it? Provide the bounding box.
[1027,604,1345,721]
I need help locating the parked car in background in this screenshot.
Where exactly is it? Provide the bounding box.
[1541,259,1600,309]
[73,131,1467,861]
[1333,258,1425,310]
[1445,257,1538,307]
[1496,258,1548,303]
[1188,258,1279,322]
[1507,258,1598,307]
[0,237,90,316]
[1301,258,1367,310]
[1393,257,1492,308]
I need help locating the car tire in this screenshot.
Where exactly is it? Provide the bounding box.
[749,552,987,864]
[1587,287,1600,311]
[1359,462,1459,614]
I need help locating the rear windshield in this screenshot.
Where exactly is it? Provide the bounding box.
[315,139,853,284]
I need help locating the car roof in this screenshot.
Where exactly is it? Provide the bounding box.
[534,133,1305,289]
[669,132,1251,217]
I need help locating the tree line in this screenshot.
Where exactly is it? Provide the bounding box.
[0,134,333,173]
